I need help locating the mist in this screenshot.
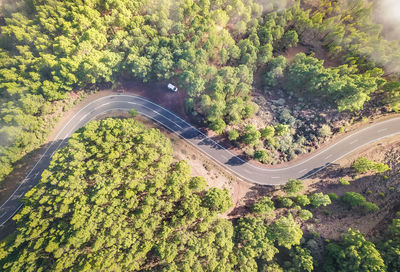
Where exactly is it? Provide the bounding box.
[372,0,400,41]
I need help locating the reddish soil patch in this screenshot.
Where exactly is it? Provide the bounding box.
[283,45,341,67]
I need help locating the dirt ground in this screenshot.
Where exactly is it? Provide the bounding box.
[302,135,400,240]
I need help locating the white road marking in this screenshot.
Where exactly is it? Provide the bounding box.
[102,102,111,106]
[349,139,358,145]
[33,172,39,178]
[299,168,308,173]
[221,154,228,160]
[324,154,332,159]
[0,212,6,218]
[378,128,388,133]
[79,113,89,121]
[271,176,280,179]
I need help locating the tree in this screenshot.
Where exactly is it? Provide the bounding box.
[0,119,235,271]
[282,179,304,196]
[309,192,331,208]
[324,229,385,272]
[227,129,240,141]
[269,214,303,249]
[242,125,261,146]
[352,157,390,174]
[204,188,233,213]
[282,30,299,49]
[288,246,314,272]
[254,150,268,162]
[210,118,226,134]
[252,197,275,217]
[260,126,275,140]
[295,195,310,206]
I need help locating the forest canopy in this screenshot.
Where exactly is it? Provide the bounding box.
[1,0,400,182]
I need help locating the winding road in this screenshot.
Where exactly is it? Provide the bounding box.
[0,94,399,227]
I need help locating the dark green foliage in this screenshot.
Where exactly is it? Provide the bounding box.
[342,192,366,207]
[379,213,400,271]
[282,179,304,196]
[242,125,261,146]
[288,246,314,272]
[328,193,339,201]
[252,197,275,216]
[204,188,233,213]
[269,214,303,249]
[341,192,379,213]
[324,229,385,272]
[0,119,235,271]
[254,149,268,162]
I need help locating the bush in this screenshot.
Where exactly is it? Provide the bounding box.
[275,124,290,136]
[277,196,294,208]
[227,129,239,141]
[282,179,304,196]
[129,109,138,117]
[328,193,339,201]
[209,118,226,135]
[342,192,366,207]
[295,195,310,206]
[339,178,350,185]
[299,209,313,221]
[260,126,275,140]
[309,193,331,208]
[253,197,275,216]
[352,157,390,174]
[254,150,268,162]
[318,124,332,137]
[242,125,261,146]
[363,202,379,212]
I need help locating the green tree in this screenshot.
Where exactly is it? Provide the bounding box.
[309,192,331,208]
[282,179,305,196]
[242,125,261,146]
[269,214,303,249]
[324,229,385,272]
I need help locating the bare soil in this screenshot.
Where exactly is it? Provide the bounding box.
[302,135,400,240]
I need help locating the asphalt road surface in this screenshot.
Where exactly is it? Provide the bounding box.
[0,94,399,227]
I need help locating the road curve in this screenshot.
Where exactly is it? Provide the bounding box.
[0,94,399,226]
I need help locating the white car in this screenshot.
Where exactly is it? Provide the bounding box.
[167,83,178,92]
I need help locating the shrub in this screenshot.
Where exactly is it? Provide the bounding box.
[339,178,350,185]
[318,124,332,137]
[129,109,138,117]
[342,192,366,207]
[352,157,390,174]
[242,125,261,146]
[282,179,304,196]
[299,209,313,221]
[227,129,239,141]
[328,193,339,201]
[363,202,379,212]
[295,195,310,206]
[254,150,268,162]
[209,118,226,135]
[253,197,275,216]
[277,196,294,208]
[309,193,331,208]
[260,126,275,140]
